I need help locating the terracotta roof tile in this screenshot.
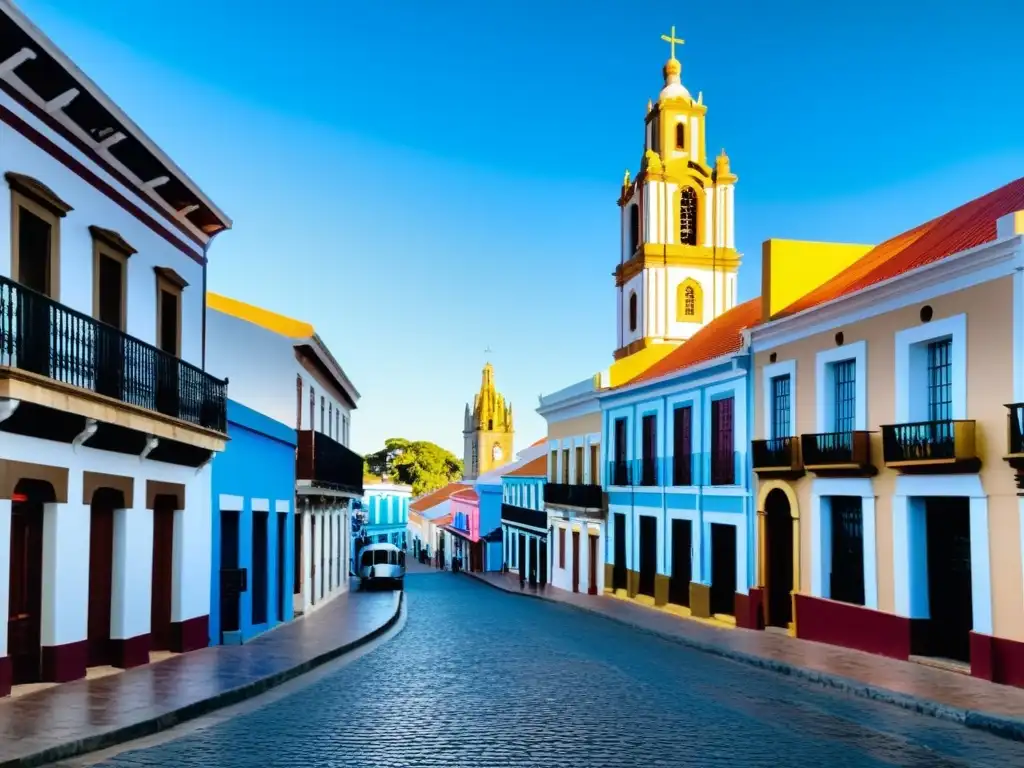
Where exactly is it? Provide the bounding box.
[780,177,1024,317]
[503,455,547,477]
[529,437,547,448]
[624,298,761,387]
[451,488,479,503]
[409,482,469,512]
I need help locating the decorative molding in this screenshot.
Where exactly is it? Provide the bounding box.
[5,170,72,216]
[154,266,189,290]
[89,224,136,256]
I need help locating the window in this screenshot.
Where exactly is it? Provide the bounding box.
[927,339,952,422]
[309,387,315,434]
[829,497,865,606]
[613,418,629,485]
[296,376,303,429]
[154,268,185,357]
[832,360,856,433]
[549,450,558,482]
[561,449,570,483]
[672,405,692,485]
[575,446,584,484]
[559,528,566,568]
[684,286,695,315]
[675,280,702,321]
[91,229,131,330]
[628,205,639,255]
[641,414,657,486]
[710,397,735,485]
[771,375,791,440]
[471,442,478,475]
[8,173,70,299]
[650,116,660,154]
[679,187,698,246]
[675,122,686,150]
[320,396,325,432]
[628,292,638,332]
[589,444,600,485]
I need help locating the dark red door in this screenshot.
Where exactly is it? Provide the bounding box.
[151,498,175,651]
[87,497,116,666]
[572,531,580,593]
[588,535,598,595]
[293,514,302,596]
[310,515,317,605]
[9,501,43,684]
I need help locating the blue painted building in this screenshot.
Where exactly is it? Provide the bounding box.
[499,453,549,582]
[210,400,297,645]
[361,481,412,554]
[598,300,761,628]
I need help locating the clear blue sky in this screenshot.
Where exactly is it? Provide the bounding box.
[19,0,1024,458]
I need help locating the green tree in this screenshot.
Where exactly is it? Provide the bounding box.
[364,438,463,497]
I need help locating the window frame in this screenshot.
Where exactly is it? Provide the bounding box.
[628,291,638,332]
[8,173,70,300]
[677,186,699,247]
[815,341,867,433]
[894,314,966,423]
[91,237,130,331]
[761,359,797,439]
[154,270,184,357]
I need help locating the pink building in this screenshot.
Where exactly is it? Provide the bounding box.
[444,488,485,572]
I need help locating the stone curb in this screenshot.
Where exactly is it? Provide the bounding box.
[466,573,1024,743]
[6,592,404,768]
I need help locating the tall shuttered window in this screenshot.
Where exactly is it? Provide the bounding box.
[833,360,856,433]
[928,338,953,422]
[771,375,791,440]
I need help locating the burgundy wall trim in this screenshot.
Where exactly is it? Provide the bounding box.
[794,593,912,660]
[735,588,765,630]
[110,633,151,669]
[971,631,1024,688]
[0,100,205,265]
[170,615,209,653]
[41,639,87,683]
[0,656,10,698]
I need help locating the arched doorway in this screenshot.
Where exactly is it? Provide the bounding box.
[88,487,123,667]
[9,479,54,685]
[764,488,795,629]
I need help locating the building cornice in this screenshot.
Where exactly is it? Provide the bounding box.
[596,351,745,402]
[746,235,1024,352]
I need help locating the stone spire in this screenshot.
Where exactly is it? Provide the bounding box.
[469,362,513,432]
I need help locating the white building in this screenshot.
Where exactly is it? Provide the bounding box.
[0,3,233,694]
[205,293,361,616]
[537,378,606,595]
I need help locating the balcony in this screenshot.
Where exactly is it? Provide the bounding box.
[638,457,658,486]
[801,431,876,477]
[544,483,606,519]
[881,420,980,474]
[0,275,226,432]
[296,429,364,496]
[501,503,547,531]
[671,453,693,486]
[751,437,803,479]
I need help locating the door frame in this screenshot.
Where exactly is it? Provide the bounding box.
[757,481,800,632]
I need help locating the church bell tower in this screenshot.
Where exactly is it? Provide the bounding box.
[462,362,514,481]
[613,27,740,368]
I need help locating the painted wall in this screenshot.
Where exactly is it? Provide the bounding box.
[0,90,206,366]
[760,239,872,321]
[205,309,353,445]
[502,477,545,510]
[210,400,296,645]
[752,275,1023,639]
[476,484,504,542]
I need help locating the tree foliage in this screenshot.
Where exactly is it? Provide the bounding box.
[364,438,463,497]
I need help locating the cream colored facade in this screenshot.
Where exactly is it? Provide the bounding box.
[748,213,1024,679]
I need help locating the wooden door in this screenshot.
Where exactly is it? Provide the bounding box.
[309,515,317,605]
[151,498,175,650]
[277,513,287,621]
[293,514,302,595]
[8,501,43,684]
[571,531,580,593]
[87,496,116,667]
[588,535,598,595]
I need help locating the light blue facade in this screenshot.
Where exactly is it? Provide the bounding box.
[598,354,755,617]
[476,480,505,570]
[362,484,412,550]
[210,400,297,646]
[500,474,546,574]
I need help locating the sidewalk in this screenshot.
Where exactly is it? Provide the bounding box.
[468,570,1024,742]
[0,586,401,768]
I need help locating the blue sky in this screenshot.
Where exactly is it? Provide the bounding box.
[18,0,1024,458]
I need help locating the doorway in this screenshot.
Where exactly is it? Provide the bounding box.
[670,518,692,607]
[923,497,973,663]
[528,538,538,586]
[151,496,176,651]
[219,509,241,638]
[571,530,580,593]
[87,488,121,667]
[327,515,333,592]
[710,523,737,617]
[539,538,548,587]
[252,511,268,626]
[638,515,657,597]
[8,480,50,685]
[277,513,287,622]
[613,513,627,591]
[588,535,599,595]
[310,514,317,605]
[518,534,526,582]
[765,489,794,629]
[293,514,302,598]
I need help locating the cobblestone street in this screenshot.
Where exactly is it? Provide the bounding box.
[83,572,1024,767]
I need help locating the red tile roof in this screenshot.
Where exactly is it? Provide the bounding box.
[409,482,469,512]
[624,298,762,387]
[781,176,1024,317]
[503,455,547,477]
[451,488,478,503]
[529,437,547,447]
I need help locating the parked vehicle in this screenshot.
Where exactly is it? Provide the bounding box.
[357,542,405,590]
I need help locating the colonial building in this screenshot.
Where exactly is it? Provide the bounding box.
[501,454,547,582]
[361,479,412,549]
[538,379,606,595]
[209,401,296,645]
[0,5,232,694]
[407,482,468,565]
[205,293,361,618]
[748,179,1024,685]
[463,362,514,481]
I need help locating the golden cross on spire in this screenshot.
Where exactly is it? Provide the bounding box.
[660,25,685,60]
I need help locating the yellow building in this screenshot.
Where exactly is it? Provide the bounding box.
[463,363,514,480]
[748,178,1024,685]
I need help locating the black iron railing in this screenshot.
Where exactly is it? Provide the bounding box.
[297,429,364,495]
[802,430,873,469]
[751,437,798,470]
[544,482,605,509]
[1008,404,1024,455]
[501,503,547,530]
[0,275,226,431]
[881,420,974,464]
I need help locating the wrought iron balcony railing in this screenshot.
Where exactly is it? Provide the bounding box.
[501,503,547,530]
[543,482,605,510]
[0,275,226,432]
[296,429,364,495]
[881,420,979,472]
[801,430,875,475]
[751,437,802,476]
[608,459,632,487]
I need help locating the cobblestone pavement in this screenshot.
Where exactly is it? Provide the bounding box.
[86,573,1024,768]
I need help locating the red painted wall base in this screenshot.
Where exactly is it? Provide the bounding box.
[970,631,1024,687]
[42,639,88,683]
[170,615,210,653]
[735,588,765,630]
[110,633,151,669]
[794,594,913,660]
[0,656,10,697]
